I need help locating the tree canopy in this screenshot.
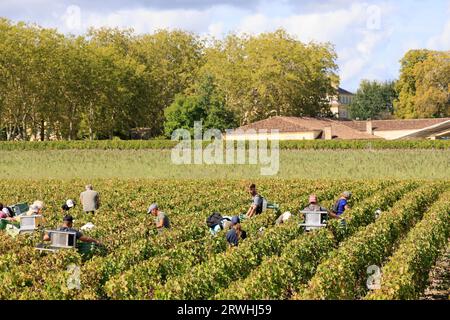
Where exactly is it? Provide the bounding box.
[0,21,339,140]
[349,80,397,120]
[394,50,450,119]
[2,18,447,141]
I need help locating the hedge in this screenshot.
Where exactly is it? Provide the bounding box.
[0,139,448,151]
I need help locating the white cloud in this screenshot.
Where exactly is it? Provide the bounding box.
[428,19,450,50]
[206,22,225,38]
[79,8,212,33]
[61,5,82,31]
[234,2,395,88]
[67,2,394,89]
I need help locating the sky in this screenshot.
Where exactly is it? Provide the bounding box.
[0,0,449,91]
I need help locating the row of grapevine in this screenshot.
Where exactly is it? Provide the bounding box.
[152,181,386,300]
[214,181,417,299]
[295,182,446,300]
[365,190,450,300]
[154,218,304,300]
[3,178,442,300]
[102,180,375,300]
[103,210,279,299]
[20,180,350,299]
[79,180,360,299]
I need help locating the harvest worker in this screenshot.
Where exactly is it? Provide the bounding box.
[246,184,264,219]
[302,194,329,224]
[26,200,45,216]
[80,184,100,215]
[275,211,292,225]
[207,212,232,236]
[147,203,170,232]
[43,215,100,245]
[61,199,76,212]
[330,191,352,219]
[0,203,8,219]
[10,200,46,225]
[226,216,247,247]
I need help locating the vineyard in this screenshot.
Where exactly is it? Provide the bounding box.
[0,179,448,300]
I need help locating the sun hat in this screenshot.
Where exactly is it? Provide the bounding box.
[282,211,292,222]
[231,216,240,226]
[147,203,158,214]
[32,200,45,210]
[66,199,75,208]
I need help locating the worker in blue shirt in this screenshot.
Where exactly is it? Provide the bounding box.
[226,216,247,247]
[330,191,352,219]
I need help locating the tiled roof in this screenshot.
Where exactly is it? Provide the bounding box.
[232,116,379,140]
[330,122,379,140]
[338,87,354,95]
[236,117,324,133]
[344,118,450,132]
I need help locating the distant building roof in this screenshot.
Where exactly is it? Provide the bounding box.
[232,116,379,140]
[337,87,354,95]
[344,118,450,132]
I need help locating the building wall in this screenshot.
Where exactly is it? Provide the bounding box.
[373,129,421,140]
[339,94,354,105]
[330,104,349,119]
[226,131,322,141]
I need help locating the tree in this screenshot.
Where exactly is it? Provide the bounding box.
[131,30,205,136]
[349,80,397,120]
[394,50,449,118]
[0,21,338,141]
[201,29,338,125]
[413,51,450,118]
[164,75,236,137]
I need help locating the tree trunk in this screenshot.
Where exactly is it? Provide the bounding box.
[89,103,94,140]
[69,119,73,141]
[40,119,45,141]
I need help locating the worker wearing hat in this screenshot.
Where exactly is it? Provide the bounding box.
[299,194,329,224]
[330,191,352,219]
[147,203,170,232]
[0,203,13,219]
[43,215,100,245]
[10,200,46,225]
[61,199,76,212]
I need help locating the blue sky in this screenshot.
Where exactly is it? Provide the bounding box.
[1,0,449,91]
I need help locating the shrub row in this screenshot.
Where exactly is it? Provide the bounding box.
[365,190,450,300]
[0,139,448,151]
[214,182,416,299]
[295,182,445,300]
[103,181,377,300]
[154,218,303,300]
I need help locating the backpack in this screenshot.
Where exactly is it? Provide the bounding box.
[331,199,341,214]
[206,212,223,228]
[254,195,265,215]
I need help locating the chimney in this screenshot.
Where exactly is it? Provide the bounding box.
[324,126,332,140]
[366,119,373,135]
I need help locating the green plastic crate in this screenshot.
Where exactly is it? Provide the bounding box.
[11,203,29,216]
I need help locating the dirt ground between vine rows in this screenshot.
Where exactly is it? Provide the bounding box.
[420,240,450,300]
